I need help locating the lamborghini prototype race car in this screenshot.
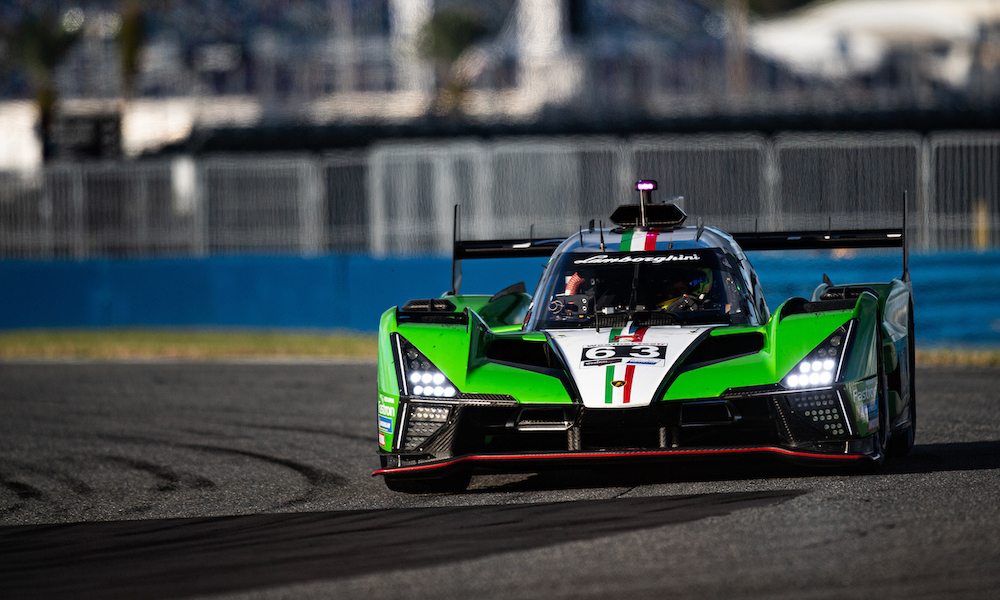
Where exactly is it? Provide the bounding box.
[374,181,915,493]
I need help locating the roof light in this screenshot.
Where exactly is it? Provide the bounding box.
[636,180,658,191]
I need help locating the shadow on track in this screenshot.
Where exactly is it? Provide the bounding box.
[884,441,1000,474]
[0,491,801,600]
[468,460,818,493]
[462,440,1000,493]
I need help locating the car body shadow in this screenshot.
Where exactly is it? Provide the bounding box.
[0,490,802,600]
[467,440,1000,493]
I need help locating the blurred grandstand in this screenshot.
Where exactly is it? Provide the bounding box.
[2,0,1000,164]
[1,1,999,256]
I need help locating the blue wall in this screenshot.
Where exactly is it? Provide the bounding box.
[1,251,998,346]
[751,251,1000,346]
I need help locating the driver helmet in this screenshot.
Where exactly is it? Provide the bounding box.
[689,268,712,296]
[658,268,713,309]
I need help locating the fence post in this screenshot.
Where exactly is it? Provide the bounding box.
[193,160,208,257]
[433,149,455,255]
[368,150,387,256]
[72,163,86,259]
[618,140,635,206]
[918,136,933,251]
[299,158,324,255]
[762,137,781,231]
[472,142,492,241]
[39,166,56,258]
[137,165,149,257]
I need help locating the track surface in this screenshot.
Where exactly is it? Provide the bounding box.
[1,362,998,599]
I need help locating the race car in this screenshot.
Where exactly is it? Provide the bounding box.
[374,180,916,493]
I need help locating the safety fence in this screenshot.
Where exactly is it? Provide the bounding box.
[1,131,999,258]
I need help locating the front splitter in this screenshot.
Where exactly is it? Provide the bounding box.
[373,445,870,478]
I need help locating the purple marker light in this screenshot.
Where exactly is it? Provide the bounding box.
[635,180,657,225]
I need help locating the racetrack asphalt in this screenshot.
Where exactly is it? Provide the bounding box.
[0,362,998,599]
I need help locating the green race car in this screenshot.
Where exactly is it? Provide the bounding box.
[374,181,916,493]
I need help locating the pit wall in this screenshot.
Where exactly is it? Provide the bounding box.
[1,251,997,346]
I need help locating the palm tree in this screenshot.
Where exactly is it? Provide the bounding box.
[1,9,81,160]
[417,7,489,116]
[118,0,145,104]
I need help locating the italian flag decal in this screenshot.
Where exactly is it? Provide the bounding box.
[550,325,714,409]
[620,228,660,252]
[603,326,649,404]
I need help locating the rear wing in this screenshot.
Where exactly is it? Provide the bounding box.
[731,228,909,288]
[732,190,911,283]
[450,204,564,295]
[730,229,902,251]
[454,238,564,259]
[450,192,911,294]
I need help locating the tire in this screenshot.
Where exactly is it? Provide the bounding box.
[887,303,916,458]
[864,325,889,470]
[384,470,471,494]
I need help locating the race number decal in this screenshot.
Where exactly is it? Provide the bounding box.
[581,344,666,367]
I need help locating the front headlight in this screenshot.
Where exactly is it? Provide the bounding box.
[394,334,459,398]
[783,320,854,389]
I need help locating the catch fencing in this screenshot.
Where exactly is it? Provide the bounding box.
[1,131,998,258]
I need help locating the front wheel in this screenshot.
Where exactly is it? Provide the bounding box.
[887,305,916,457]
[864,330,890,470]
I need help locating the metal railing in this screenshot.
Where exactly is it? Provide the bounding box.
[1,132,997,258]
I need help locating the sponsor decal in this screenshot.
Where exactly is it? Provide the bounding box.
[852,385,876,404]
[581,344,666,361]
[377,394,395,447]
[583,358,622,367]
[846,379,878,433]
[574,253,699,265]
[866,399,880,428]
[626,359,662,366]
[378,415,394,434]
[611,380,627,388]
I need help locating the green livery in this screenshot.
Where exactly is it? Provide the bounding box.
[374,185,915,493]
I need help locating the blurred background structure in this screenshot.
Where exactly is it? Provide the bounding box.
[1,131,998,257]
[1,1,999,340]
[3,0,1000,160]
[1,0,999,255]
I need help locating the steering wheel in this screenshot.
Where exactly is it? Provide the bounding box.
[665,294,703,312]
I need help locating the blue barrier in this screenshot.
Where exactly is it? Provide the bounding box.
[749,251,1000,346]
[1,251,998,346]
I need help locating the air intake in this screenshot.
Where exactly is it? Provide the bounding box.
[679,332,765,370]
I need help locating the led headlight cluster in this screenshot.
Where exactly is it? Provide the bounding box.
[784,390,849,438]
[408,370,456,398]
[395,334,459,398]
[783,322,853,389]
[403,404,452,451]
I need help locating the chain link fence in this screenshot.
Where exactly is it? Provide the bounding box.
[1,132,997,258]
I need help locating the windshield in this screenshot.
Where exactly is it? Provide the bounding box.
[536,250,753,329]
